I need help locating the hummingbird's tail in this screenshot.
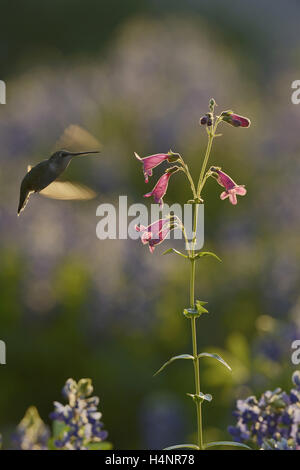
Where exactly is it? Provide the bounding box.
[18,186,31,216]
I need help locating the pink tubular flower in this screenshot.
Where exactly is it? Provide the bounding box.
[221,111,251,128]
[134,152,170,183]
[211,167,247,205]
[135,218,176,253]
[143,167,178,207]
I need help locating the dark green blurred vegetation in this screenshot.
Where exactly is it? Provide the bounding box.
[0,1,300,450]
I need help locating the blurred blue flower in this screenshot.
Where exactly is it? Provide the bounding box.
[229,370,300,449]
[50,378,109,450]
[261,437,296,450]
[254,320,300,364]
[12,406,50,450]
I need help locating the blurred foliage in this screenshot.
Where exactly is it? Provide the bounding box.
[0,2,300,450]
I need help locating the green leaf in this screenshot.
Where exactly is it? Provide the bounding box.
[187,392,213,403]
[52,420,70,439]
[164,444,200,450]
[163,248,188,258]
[47,437,59,450]
[184,301,208,319]
[193,251,221,262]
[51,420,71,449]
[183,307,200,319]
[204,441,251,450]
[153,354,194,376]
[198,352,232,371]
[183,300,208,318]
[195,300,209,315]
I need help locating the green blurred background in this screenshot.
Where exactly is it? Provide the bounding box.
[0,0,300,449]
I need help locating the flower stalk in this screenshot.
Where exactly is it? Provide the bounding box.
[190,255,204,449]
[197,116,221,198]
[134,99,251,451]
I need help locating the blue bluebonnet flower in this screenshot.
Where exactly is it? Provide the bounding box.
[261,438,296,450]
[12,406,50,450]
[49,378,109,450]
[229,370,300,449]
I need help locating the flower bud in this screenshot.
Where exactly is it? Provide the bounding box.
[209,98,217,112]
[200,112,213,127]
[221,111,250,128]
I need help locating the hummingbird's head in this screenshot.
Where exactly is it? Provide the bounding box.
[50,149,100,163]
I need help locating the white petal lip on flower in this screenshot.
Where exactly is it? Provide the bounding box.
[212,168,247,205]
[135,218,177,253]
[220,185,247,205]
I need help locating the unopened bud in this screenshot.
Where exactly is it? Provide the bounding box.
[221,111,250,128]
[200,116,208,125]
[209,98,216,112]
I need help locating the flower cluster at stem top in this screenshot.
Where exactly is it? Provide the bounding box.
[134,100,251,253]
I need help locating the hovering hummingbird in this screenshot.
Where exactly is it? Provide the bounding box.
[18,149,99,215]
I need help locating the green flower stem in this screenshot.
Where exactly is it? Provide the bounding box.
[190,258,195,307]
[189,201,204,450]
[198,171,212,199]
[181,226,192,258]
[178,155,197,199]
[196,134,213,197]
[192,318,203,450]
[190,259,203,450]
[196,117,221,198]
[191,202,199,249]
[186,112,222,450]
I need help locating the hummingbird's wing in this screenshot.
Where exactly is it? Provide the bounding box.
[39,181,96,200]
[54,125,101,153]
[44,124,100,200]
[18,126,100,214]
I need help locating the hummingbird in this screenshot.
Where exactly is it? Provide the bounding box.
[18,149,99,215]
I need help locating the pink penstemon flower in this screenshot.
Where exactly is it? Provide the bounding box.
[135,217,177,253]
[210,167,247,205]
[133,99,252,451]
[143,167,179,208]
[134,152,178,183]
[221,111,251,128]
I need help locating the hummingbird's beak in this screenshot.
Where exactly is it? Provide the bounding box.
[69,150,100,157]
